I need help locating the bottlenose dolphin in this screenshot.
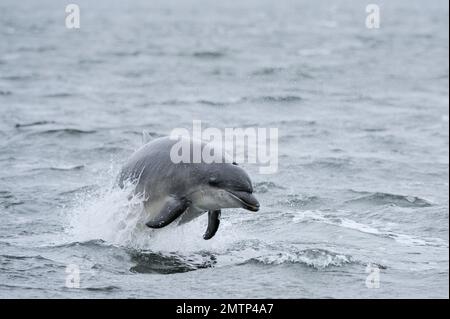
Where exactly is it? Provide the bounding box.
[118,136,259,239]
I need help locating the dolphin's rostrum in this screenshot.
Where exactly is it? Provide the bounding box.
[118,136,259,239]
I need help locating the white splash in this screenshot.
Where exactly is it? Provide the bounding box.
[292,210,449,248]
[65,181,244,253]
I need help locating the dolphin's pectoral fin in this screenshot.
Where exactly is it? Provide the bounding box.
[203,210,221,240]
[145,197,189,229]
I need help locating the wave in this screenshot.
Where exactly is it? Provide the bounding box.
[297,48,331,56]
[62,183,363,273]
[278,194,323,208]
[303,157,353,170]
[0,254,64,274]
[78,58,104,65]
[159,95,302,106]
[346,191,432,208]
[251,67,284,76]
[15,121,56,128]
[129,244,356,273]
[0,190,25,209]
[37,128,97,136]
[110,50,141,57]
[50,238,353,274]
[84,285,121,292]
[0,254,52,262]
[17,46,56,53]
[161,97,241,106]
[248,95,303,103]
[48,239,109,249]
[251,67,315,80]
[49,165,85,171]
[241,248,354,269]
[2,74,37,81]
[197,99,227,106]
[30,165,85,172]
[253,181,286,194]
[42,93,74,98]
[58,185,99,196]
[292,210,448,248]
[0,190,13,199]
[2,201,25,209]
[129,250,216,274]
[266,119,317,127]
[0,90,12,96]
[192,51,225,59]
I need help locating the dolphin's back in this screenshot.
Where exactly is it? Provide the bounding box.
[118,137,203,199]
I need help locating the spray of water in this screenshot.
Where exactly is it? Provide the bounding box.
[64,165,357,269]
[65,165,241,254]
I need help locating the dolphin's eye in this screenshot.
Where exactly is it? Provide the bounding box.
[232,162,238,166]
[209,177,220,186]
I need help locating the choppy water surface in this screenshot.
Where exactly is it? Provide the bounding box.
[0,0,448,298]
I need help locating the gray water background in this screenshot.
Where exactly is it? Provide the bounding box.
[0,0,448,298]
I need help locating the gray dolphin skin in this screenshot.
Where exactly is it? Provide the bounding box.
[118,136,260,240]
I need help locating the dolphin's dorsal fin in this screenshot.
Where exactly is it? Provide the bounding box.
[142,130,152,145]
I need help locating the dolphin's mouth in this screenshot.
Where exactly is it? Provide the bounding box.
[227,190,260,212]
